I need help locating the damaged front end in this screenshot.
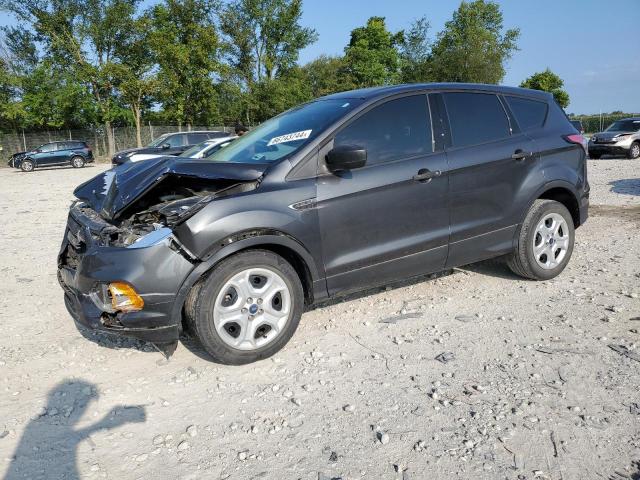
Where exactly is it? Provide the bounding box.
[57,157,266,351]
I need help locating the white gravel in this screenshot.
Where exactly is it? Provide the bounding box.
[0,159,639,479]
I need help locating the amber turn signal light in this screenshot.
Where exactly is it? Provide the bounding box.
[108,282,144,312]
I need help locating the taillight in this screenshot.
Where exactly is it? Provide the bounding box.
[563,134,587,154]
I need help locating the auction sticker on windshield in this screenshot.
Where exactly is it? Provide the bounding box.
[267,130,312,146]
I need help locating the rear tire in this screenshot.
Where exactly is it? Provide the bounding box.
[507,199,575,280]
[187,250,304,365]
[71,156,85,168]
[20,160,34,172]
[627,142,640,160]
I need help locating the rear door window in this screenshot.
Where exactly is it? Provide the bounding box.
[443,92,511,148]
[505,96,548,131]
[334,94,433,166]
[39,143,56,152]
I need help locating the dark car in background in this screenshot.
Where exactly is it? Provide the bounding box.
[588,117,640,159]
[111,130,229,165]
[9,141,93,172]
[58,83,589,364]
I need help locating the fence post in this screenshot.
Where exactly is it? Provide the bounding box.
[22,129,26,150]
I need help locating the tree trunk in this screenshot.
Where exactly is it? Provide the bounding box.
[132,105,142,147]
[105,120,115,158]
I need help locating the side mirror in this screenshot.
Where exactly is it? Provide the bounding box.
[161,143,171,149]
[326,145,367,172]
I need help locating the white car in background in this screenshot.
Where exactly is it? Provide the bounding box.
[128,136,237,162]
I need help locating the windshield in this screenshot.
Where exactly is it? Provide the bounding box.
[180,141,209,158]
[146,134,170,147]
[203,140,233,158]
[605,119,640,132]
[207,99,363,164]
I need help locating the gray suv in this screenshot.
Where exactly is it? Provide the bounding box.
[588,117,640,159]
[58,83,589,364]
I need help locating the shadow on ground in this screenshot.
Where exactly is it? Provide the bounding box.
[4,379,145,480]
[609,178,640,197]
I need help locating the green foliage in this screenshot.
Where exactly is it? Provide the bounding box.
[343,17,403,88]
[251,67,312,122]
[220,0,317,83]
[429,0,519,83]
[219,0,317,123]
[398,16,432,83]
[147,0,221,127]
[302,55,354,98]
[0,0,532,136]
[520,68,570,108]
[0,58,25,130]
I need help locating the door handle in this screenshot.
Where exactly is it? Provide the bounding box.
[511,149,529,160]
[413,168,441,182]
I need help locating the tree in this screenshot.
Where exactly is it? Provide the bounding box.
[0,0,141,156]
[220,0,317,84]
[0,57,25,131]
[147,0,222,129]
[113,16,157,146]
[219,0,317,123]
[302,55,354,98]
[520,69,570,108]
[399,16,432,83]
[251,67,312,121]
[343,17,403,88]
[20,61,96,130]
[429,0,519,84]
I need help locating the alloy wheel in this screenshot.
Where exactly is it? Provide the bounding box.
[213,267,291,350]
[532,213,570,270]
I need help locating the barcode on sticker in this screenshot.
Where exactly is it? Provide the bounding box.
[267,130,312,146]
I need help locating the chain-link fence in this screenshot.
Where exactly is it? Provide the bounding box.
[0,124,235,162]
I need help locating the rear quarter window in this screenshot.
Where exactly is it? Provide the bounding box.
[505,96,548,131]
[443,92,511,148]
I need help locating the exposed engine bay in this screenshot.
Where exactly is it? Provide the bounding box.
[76,175,259,248]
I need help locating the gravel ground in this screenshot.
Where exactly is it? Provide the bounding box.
[0,159,639,480]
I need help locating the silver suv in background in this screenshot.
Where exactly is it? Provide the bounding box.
[588,118,640,159]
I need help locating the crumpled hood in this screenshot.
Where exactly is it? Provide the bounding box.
[74,156,268,221]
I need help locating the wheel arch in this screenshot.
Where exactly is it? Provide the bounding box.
[526,181,582,228]
[171,230,323,331]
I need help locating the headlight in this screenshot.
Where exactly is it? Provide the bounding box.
[127,227,172,249]
[591,136,597,142]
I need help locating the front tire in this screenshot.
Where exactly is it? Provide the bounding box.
[20,160,34,172]
[187,250,304,365]
[71,156,85,168]
[627,142,640,160]
[507,200,575,280]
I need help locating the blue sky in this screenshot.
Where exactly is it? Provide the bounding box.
[2,0,638,114]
